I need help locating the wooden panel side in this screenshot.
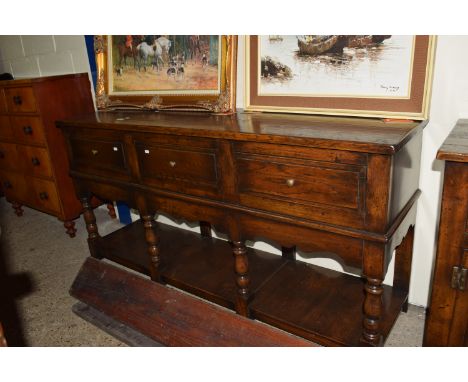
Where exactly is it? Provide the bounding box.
[424,162,468,346]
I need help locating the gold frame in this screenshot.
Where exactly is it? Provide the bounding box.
[95,35,237,113]
[245,35,436,120]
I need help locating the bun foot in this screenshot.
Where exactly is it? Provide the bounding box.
[12,202,23,217]
[64,220,77,238]
[107,203,116,219]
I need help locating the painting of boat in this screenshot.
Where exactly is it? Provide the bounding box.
[297,35,392,55]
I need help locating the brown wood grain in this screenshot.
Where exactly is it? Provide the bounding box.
[71,257,314,347]
[424,161,468,346]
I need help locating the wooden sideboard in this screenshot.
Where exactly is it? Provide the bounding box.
[424,120,468,346]
[0,74,115,237]
[58,111,425,346]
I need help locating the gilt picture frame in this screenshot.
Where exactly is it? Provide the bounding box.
[245,35,436,120]
[94,35,237,113]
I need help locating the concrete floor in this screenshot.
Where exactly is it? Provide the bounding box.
[0,198,426,346]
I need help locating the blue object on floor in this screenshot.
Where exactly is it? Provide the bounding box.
[116,202,132,225]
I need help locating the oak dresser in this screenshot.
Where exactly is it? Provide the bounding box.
[424,119,468,346]
[58,111,425,346]
[0,74,100,237]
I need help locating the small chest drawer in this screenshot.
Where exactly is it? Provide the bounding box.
[0,88,7,113]
[69,137,128,178]
[0,142,19,172]
[16,145,53,178]
[10,116,46,145]
[29,177,61,214]
[0,170,27,201]
[0,116,14,140]
[5,87,37,113]
[135,134,219,197]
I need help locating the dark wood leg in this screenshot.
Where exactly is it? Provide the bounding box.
[394,225,415,313]
[64,220,77,238]
[361,242,385,346]
[12,202,23,217]
[200,221,212,238]
[232,241,250,317]
[141,214,161,282]
[281,246,296,261]
[107,203,117,219]
[81,197,101,258]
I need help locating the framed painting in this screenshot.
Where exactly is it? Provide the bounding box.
[94,35,237,113]
[245,35,436,119]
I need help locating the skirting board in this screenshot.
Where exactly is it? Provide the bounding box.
[70,257,315,347]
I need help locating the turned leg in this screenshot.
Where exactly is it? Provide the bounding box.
[361,242,385,346]
[281,245,296,261]
[81,197,101,258]
[232,241,250,317]
[394,225,415,313]
[200,221,212,238]
[64,220,77,238]
[141,214,161,282]
[107,203,117,219]
[12,201,23,217]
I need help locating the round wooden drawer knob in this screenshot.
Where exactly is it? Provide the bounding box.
[31,157,40,166]
[39,192,49,200]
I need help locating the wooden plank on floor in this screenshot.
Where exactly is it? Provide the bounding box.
[70,257,316,347]
[72,302,163,347]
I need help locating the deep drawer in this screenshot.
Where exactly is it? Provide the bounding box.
[10,116,46,146]
[135,135,219,197]
[29,176,61,214]
[0,116,14,140]
[17,145,53,179]
[235,144,367,228]
[0,142,19,172]
[0,170,27,202]
[5,86,37,113]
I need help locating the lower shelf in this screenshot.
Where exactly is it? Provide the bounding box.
[95,220,287,310]
[93,220,407,346]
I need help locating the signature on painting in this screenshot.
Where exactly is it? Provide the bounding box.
[380,85,400,93]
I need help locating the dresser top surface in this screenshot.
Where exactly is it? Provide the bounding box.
[0,73,88,87]
[438,119,468,162]
[57,111,425,154]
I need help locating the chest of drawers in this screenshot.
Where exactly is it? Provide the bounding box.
[0,74,95,236]
[58,111,425,346]
[424,120,468,346]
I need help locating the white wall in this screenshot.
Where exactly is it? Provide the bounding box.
[2,35,468,307]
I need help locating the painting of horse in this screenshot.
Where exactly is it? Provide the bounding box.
[109,35,221,95]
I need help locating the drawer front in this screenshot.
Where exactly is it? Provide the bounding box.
[235,146,367,228]
[16,145,53,178]
[5,87,37,113]
[135,135,219,197]
[0,170,27,201]
[0,88,7,113]
[0,142,19,172]
[30,177,61,214]
[10,116,46,145]
[69,137,129,178]
[0,116,14,140]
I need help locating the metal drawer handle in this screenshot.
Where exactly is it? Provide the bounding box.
[23,126,33,135]
[31,157,40,166]
[13,95,22,105]
[169,161,176,168]
[286,179,295,187]
[91,149,98,156]
[3,181,12,189]
[39,192,49,200]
